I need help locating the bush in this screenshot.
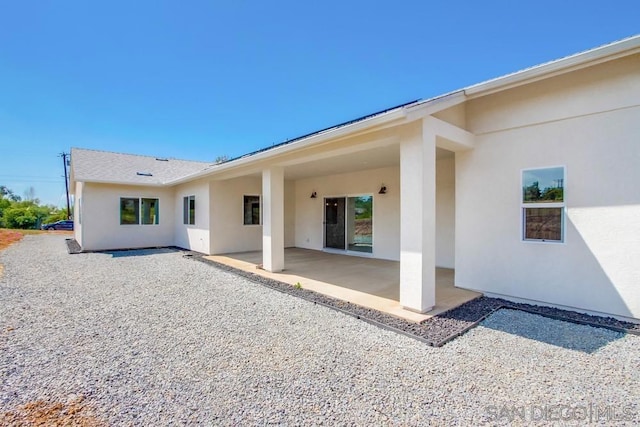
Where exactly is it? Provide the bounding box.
[44,210,69,224]
[2,202,49,229]
[0,186,69,229]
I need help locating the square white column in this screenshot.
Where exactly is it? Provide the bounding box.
[399,120,436,312]
[262,167,285,272]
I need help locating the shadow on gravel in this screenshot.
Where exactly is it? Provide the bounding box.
[103,248,181,258]
[189,253,640,348]
[479,309,626,354]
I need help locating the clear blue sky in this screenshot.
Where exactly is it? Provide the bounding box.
[1,1,638,206]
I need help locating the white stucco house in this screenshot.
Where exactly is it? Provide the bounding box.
[70,36,640,321]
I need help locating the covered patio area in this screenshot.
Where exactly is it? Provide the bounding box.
[205,248,480,322]
[204,102,477,315]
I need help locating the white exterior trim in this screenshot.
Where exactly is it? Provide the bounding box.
[465,35,640,97]
[320,193,375,257]
[520,165,567,244]
[118,195,162,226]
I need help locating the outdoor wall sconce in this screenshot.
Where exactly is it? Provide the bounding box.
[378,185,387,194]
[310,191,317,199]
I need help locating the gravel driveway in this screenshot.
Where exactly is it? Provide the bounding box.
[1,235,639,425]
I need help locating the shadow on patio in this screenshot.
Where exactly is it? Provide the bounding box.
[205,248,480,322]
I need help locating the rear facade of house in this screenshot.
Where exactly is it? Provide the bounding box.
[71,36,640,321]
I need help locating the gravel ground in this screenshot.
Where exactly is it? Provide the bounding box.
[2,235,639,425]
[190,254,640,346]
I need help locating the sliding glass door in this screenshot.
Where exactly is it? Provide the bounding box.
[324,197,346,249]
[347,196,373,253]
[324,195,373,254]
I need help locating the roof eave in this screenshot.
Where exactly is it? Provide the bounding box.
[464,35,640,98]
[74,178,167,187]
[166,107,411,185]
[403,90,467,120]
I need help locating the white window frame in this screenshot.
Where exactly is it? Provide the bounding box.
[521,166,566,244]
[119,197,160,226]
[183,195,195,225]
[321,192,375,258]
[140,198,160,225]
[243,195,261,226]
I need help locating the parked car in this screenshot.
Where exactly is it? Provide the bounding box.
[41,220,74,231]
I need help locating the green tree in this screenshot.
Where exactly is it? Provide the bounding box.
[44,208,69,224]
[541,186,564,202]
[523,181,541,202]
[3,201,50,229]
[0,185,21,202]
[354,196,373,219]
[0,185,70,229]
[0,197,10,227]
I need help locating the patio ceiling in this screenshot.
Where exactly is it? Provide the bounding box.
[282,145,453,180]
[213,141,453,181]
[283,144,399,180]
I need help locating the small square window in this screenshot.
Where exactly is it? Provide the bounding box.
[243,195,260,225]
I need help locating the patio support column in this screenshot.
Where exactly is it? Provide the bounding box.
[262,166,285,272]
[399,119,436,312]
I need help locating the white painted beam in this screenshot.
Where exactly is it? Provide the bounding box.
[424,116,476,151]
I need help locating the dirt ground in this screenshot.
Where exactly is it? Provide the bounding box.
[0,229,72,252]
[0,229,24,252]
[0,396,105,427]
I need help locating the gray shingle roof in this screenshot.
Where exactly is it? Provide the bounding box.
[71,148,212,185]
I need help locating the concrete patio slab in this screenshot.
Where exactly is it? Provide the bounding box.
[205,248,480,322]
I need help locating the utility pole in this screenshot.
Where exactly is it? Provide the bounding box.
[60,152,71,220]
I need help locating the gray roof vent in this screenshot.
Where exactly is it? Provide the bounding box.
[136,171,153,176]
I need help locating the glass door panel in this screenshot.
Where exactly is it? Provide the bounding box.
[324,197,346,249]
[347,196,373,253]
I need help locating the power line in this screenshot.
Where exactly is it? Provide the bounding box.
[0,178,63,183]
[0,175,62,179]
